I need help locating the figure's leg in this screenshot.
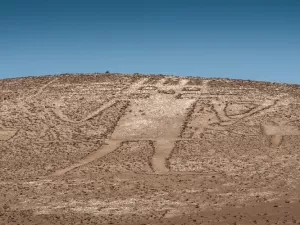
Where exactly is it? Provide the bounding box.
[49,139,122,177]
[151,140,175,174]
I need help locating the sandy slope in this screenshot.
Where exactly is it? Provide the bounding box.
[1,73,300,225]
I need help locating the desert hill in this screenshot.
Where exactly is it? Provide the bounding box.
[1,73,300,225]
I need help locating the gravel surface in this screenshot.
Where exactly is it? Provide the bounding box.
[1,73,300,224]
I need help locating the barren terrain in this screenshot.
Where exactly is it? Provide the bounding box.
[1,73,300,225]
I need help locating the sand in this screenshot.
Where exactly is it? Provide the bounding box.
[0,73,300,225]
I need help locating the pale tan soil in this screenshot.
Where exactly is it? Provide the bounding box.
[1,73,300,224]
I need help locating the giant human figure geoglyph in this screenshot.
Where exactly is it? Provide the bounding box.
[51,77,196,176]
[50,77,282,176]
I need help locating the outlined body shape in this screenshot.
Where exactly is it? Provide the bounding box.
[50,77,197,176]
[112,94,195,173]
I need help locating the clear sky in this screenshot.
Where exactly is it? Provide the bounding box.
[0,0,299,84]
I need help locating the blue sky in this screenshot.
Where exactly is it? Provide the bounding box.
[0,0,299,84]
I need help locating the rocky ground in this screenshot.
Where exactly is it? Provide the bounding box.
[0,73,300,224]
